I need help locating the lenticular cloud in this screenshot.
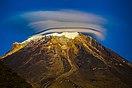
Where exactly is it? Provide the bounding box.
[20,10,106,40]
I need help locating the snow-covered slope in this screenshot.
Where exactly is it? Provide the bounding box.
[46,32,79,39]
[22,32,79,43]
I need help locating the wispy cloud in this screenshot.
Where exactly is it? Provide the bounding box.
[20,10,106,40]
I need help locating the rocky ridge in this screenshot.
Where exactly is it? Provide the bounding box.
[2,32,132,88]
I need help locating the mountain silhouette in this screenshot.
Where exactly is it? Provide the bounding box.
[2,32,132,88]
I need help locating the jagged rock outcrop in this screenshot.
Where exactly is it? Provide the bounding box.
[2,33,132,88]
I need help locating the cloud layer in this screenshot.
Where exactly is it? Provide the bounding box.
[20,10,106,40]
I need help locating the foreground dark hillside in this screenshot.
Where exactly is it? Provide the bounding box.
[0,61,32,88]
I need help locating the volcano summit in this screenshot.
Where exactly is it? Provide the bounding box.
[1,32,132,88]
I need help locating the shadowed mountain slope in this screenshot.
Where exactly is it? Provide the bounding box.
[0,60,32,88]
[2,33,132,88]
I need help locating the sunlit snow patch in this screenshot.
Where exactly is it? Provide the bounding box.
[46,32,79,39]
[21,32,79,44]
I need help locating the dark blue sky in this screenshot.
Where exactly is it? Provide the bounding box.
[0,0,132,62]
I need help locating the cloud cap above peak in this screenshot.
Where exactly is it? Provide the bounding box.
[21,10,106,24]
[18,10,107,40]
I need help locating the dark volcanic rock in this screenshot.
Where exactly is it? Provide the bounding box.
[2,33,132,88]
[0,61,32,88]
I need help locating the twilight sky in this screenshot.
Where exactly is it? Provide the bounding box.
[0,0,132,62]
